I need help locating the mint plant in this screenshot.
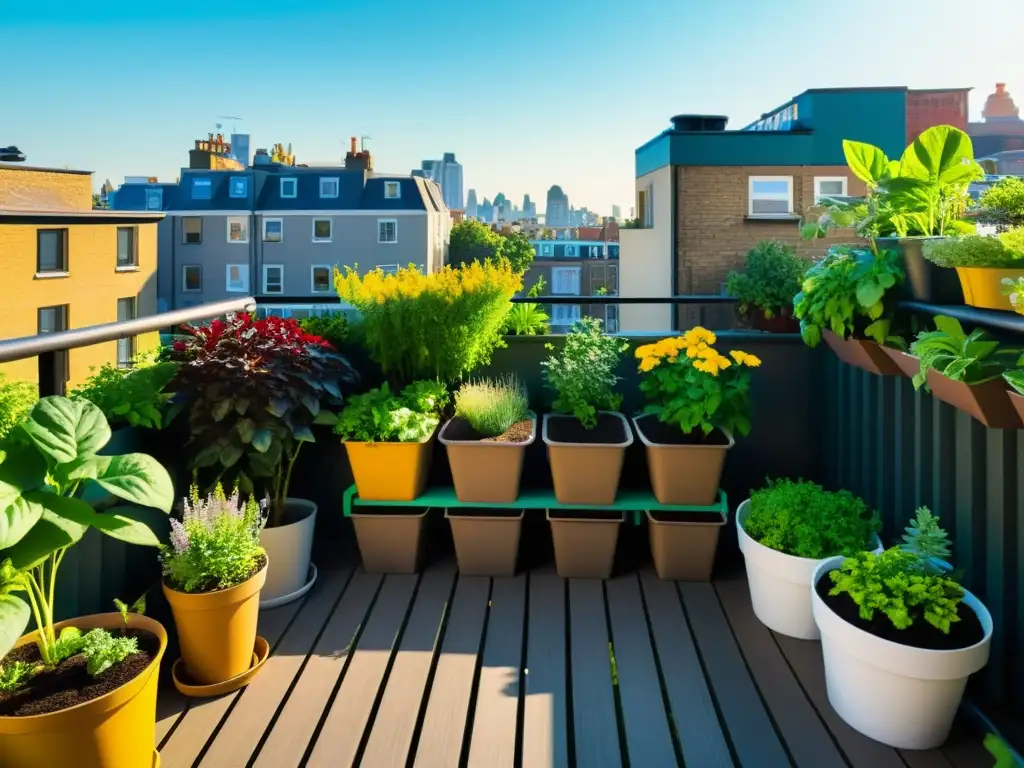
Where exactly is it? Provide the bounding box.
[541,317,627,428]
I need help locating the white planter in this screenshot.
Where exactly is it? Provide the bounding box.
[811,556,992,749]
[736,500,881,640]
[259,498,318,608]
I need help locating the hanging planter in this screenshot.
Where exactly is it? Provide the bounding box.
[878,347,922,379]
[924,371,1022,429]
[1009,391,1024,423]
[822,331,902,376]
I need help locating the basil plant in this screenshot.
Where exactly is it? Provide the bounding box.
[0,397,174,664]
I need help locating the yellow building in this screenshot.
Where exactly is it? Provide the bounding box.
[0,164,164,388]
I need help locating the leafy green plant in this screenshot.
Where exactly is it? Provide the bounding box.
[983,734,1021,768]
[50,626,86,663]
[0,660,35,692]
[793,245,904,347]
[299,313,351,349]
[743,479,879,559]
[79,628,138,677]
[70,361,179,429]
[113,594,146,626]
[504,276,551,336]
[541,317,627,429]
[922,231,1024,268]
[0,396,174,664]
[978,176,1024,229]
[0,374,36,441]
[900,506,952,570]
[908,315,1023,390]
[454,376,530,437]
[725,240,809,318]
[160,484,266,594]
[334,381,448,443]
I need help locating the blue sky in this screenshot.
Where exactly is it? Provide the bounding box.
[1,0,1020,214]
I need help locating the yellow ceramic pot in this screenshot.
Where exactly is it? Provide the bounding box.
[163,561,267,686]
[955,267,1022,311]
[344,433,434,501]
[0,613,167,768]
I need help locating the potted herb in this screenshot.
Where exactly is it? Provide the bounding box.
[724,240,808,333]
[793,244,905,375]
[909,315,1023,429]
[811,508,992,749]
[335,381,448,574]
[736,480,881,639]
[922,229,1024,311]
[168,312,359,608]
[439,377,534,577]
[160,485,267,690]
[0,396,174,768]
[633,329,759,580]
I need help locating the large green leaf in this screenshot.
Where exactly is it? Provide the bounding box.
[251,429,273,453]
[0,593,30,661]
[1003,369,1024,395]
[23,397,111,465]
[900,125,975,183]
[0,449,46,509]
[843,140,888,185]
[87,454,174,513]
[855,279,885,309]
[5,506,88,570]
[0,496,45,551]
[932,315,966,341]
[55,501,164,547]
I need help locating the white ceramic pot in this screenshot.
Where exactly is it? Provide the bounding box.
[259,498,318,608]
[736,500,881,640]
[811,556,992,749]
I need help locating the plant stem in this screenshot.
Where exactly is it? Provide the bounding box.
[22,578,46,661]
[275,443,302,528]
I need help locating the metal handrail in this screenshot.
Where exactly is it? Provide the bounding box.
[898,301,1024,335]
[256,294,740,306]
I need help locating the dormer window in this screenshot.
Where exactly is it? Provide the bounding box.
[320,177,340,198]
[191,178,212,200]
[384,181,401,199]
[280,177,298,199]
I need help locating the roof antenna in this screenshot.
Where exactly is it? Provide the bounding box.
[360,135,371,152]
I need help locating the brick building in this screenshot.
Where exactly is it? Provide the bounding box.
[523,239,619,331]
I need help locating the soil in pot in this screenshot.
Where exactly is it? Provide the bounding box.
[546,413,627,444]
[815,575,985,651]
[442,417,534,443]
[0,630,160,717]
[637,418,730,447]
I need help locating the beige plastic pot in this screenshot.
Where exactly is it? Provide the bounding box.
[439,413,536,503]
[542,412,632,505]
[351,508,428,574]
[632,415,733,506]
[647,510,726,581]
[547,510,623,579]
[445,508,523,576]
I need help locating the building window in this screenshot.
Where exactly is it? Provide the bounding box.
[226,264,249,293]
[384,181,401,199]
[320,177,340,198]
[229,176,248,198]
[145,188,163,211]
[37,229,68,274]
[227,216,249,243]
[263,264,284,294]
[182,217,202,244]
[280,178,298,199]
[263,218,283,243]
[814,176,848,203]
[312,218,332,242]
[116,227,137,268]
[605,304,619,333]
[38,304,69,381]
[182,265,202,292]
[551,266,581,295]
[541,243,553,257]
[637,184,653,227]
[311,265,332,293]
[565,244,577,257]
[748,176,793,216]
[116,297,137,369]
[378,219,398,243]
[550,304,581,327]
[191,178,212,200]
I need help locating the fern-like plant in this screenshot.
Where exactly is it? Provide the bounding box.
[900,507,952,572]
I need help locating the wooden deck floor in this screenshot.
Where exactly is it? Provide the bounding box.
[155,559,994,768]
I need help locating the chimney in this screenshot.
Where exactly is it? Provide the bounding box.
[345,135,374,173]
[350,136,358,155]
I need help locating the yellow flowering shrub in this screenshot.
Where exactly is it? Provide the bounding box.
[335,261,521,386]
[636,327,761,437]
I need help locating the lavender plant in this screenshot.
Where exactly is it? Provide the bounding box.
[160,484,267,594]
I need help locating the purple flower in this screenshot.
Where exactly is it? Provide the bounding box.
[169,519,190,554]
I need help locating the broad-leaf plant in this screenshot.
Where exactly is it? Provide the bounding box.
[908,315,1024,391]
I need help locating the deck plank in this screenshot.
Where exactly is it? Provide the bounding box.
[466,575,527,768]
[412,576,491,768]
[715,576,846,768]
[251,569,383,768]
[521,569,570,768]
[360,565,457,768]
[155,691,188,748]
[196,566,354,767]
[306,574,419,767]
[677,582,790,768]
[605,573,678,767]
[568,579,621,768]
[158,599,303,768]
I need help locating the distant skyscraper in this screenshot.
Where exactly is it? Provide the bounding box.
[230,134,251,168]
[523,194,536,220]
[546,185,570,227]
[416,152,464,210]
[478,197,494,223]
[611,204,622,221]
[466,189,479,219]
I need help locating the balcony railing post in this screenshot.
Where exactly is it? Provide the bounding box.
[38,349,67,397]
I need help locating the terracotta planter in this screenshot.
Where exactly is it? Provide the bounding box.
[344,430,435,502]
[632,415,733,505]
[955,267,1022,311]
[924,370,1023,429]
[647,510,726,581]
[0,613,167,768]
[163,561,267,685]
[438,413,536,503]
[445,508,523,576]
[877,236,963,304]
[823,331,903,376]
[751,307,800,334]
[1010,392,1024,423]
[547,510,623,579]
[542,412,632,505]
[351,507,428,574]
[878,347,922,379]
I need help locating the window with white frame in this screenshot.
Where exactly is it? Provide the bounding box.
[565,244,577,257]
[226,264,249,292]
[748,176,793,216]
[229,177,248,198]
[182,265,202,292]
[280,177,298,198]
[145,188,163,211]
[191,178,212,200]
[182,217,202,244]
[311,265,332,292]
[541,243,553,257]
[313,218,332,242]
[814,176,848,203]
[263,264,284,294]
[227,216,249,243]
[319,177,340,198]
[384,181,401,199]
[605,304,620,333]
[550,304,581,327]
[263,218,283,242]
[551,266,581,295]
[378,219,398,243]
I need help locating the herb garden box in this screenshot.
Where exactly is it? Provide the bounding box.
[925,370,1022,429]
[878,347,922,379]
[438,411,536,504]
[542,412,632,506]
[822,331,903,376]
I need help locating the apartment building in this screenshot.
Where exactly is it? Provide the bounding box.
[112,139,450,313]
[0,163,162,386]
[524,239,620,331]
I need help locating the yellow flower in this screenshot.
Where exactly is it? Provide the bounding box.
[635,344,656,359]
[639,356,660,372]
[743,354,762,368]
[686,327,717,346]
[693,359,719,376]
[730,350,748,364]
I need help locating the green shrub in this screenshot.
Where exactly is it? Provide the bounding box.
[725,240,809,317]
[541,317,627,428]
[0,373,36,440]
[70,361,178,429]
[743,479,879,558]
[978,176,1024,228]
[334,381,448,443]
[299,313,350,348]
[923,232,1024,268]
[455,376,530,437]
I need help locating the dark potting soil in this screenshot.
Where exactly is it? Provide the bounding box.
[443,417,534,444]
[548,509,623,522]
[0,629,159,717]
[546,413,627,445]
[636,416,729,446]
[449,507,523,519]
[815,574,985,651]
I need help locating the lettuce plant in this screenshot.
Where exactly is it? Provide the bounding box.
[334,381,448,443]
